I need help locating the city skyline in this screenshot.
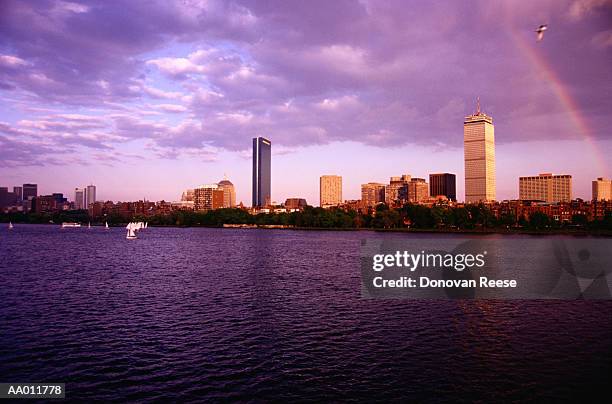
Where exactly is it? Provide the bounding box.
[0,1,610,204]
[2,133,610,206]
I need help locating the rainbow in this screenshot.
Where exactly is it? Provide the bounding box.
[510,29,608,174]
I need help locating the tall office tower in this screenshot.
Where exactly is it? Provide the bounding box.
[194,184,225,211]
[361,183,386,207]
[252,137,271,207]
[385,175,411,206]
[429,173,456,201]
[22,183,37,200]
[218,179,236,208]
[13,186,23,201]
[464,99,496,203]
[407,178,430,203]
[74,188,85,210]
[592,177,612,201]
[85,184,97,208]
[320,175,343,208]
[519,173,572,203]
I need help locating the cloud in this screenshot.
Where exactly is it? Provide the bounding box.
[155,104,188,113]
[567,0,612,20]
[143,86,184,99]
[0,0,610,167]
[592,30,612,48]
[0,55,29,67]
[147,57,205,76]
[0,132,67,167]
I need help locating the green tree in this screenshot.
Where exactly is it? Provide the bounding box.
[529,212,550,230]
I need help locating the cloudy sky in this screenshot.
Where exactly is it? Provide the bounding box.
[0,0,610,204]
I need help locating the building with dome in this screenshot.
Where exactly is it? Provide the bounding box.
[217,179,236,208]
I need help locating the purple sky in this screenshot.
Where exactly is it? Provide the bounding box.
[0,0,610,205]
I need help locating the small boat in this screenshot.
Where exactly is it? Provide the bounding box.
[105,221,109,229]
[61,222,81,228]
[8,221,14,230]
[144,222,148,229]
[126,222,138,239]
[88,222,91,229]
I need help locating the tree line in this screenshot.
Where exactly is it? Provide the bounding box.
[2,204,611,232]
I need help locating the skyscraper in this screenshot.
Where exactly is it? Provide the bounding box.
[217,179,236,208]
[13,186,22,201]
[252,137,271,207]
[429,173,456,201]
[592,177,612,201]
[320,175,342,208]
[464,99,495,203]
[361,183,386,208]
[22,183,37,200]
[85,184,96,208]
[407,178,429,203]
[0,187,17,208]
[385,175,411,207]
[74,188,85,210]
[519,173,572,203]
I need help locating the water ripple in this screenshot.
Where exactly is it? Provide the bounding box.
[0,225,610,402]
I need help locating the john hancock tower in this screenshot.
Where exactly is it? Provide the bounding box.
[252,137,271,207]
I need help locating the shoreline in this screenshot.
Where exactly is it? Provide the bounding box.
[5,221,610,236]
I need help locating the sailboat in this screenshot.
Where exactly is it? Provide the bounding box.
[105,221,109,229]
[8,221,14,230]
[126,222,137,239]
[88,222,91,229]
[144,222,148,229]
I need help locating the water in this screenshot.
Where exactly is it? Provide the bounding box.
[1,225,610,402]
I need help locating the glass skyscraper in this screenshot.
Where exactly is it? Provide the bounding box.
[85,184,96,208]
[252,137,271,207]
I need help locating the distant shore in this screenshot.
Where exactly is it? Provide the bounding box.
[3,221,611,236]
[225,225,610,236]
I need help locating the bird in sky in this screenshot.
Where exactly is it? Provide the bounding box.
[536,24,548,42]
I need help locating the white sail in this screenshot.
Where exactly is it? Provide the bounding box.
[126,227,137,239]
[105,221,109,228]
[8,221,14,229]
